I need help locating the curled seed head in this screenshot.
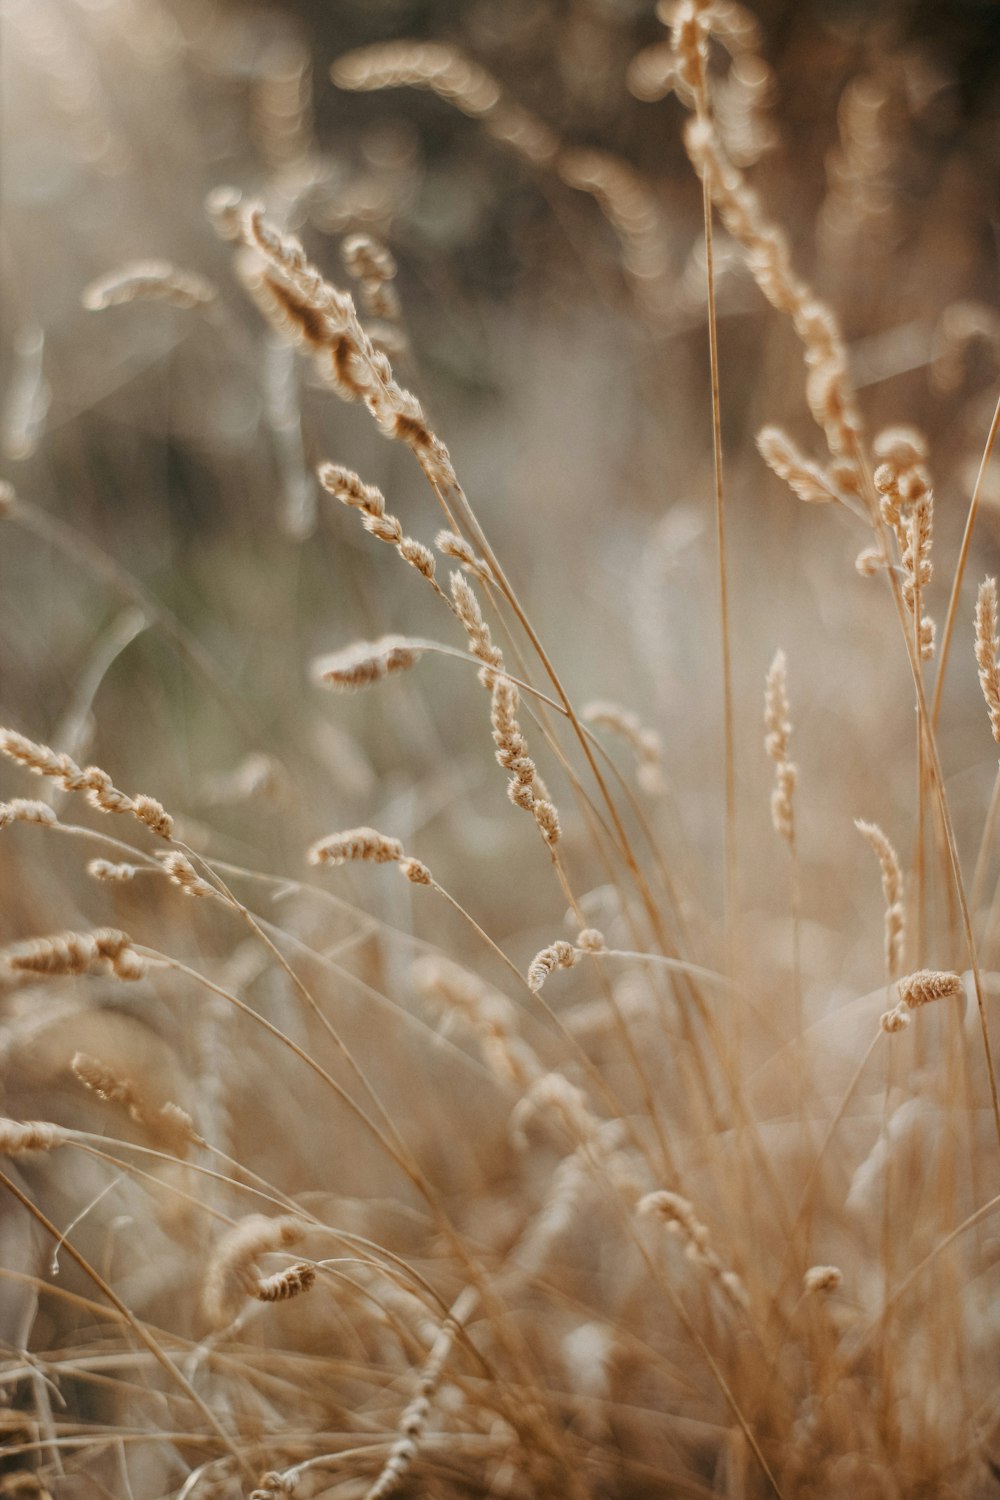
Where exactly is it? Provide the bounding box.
[528,940,577,993]
[203,1214,309,1324]
[254,1262,316,1304]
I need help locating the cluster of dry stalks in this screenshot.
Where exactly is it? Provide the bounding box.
[2,1,1000,1497]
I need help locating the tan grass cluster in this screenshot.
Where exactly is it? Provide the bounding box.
[0,729,172,838]
[5,7,1000,1499]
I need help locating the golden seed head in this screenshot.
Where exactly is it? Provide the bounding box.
[308,827,405,867]
[897,969,962,1009]
[312,636,424,690]
[0,799,57,830]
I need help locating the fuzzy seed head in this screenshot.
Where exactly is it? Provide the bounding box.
[313,636,423,691]
[897,969,962,1009]
[308,828,405,867]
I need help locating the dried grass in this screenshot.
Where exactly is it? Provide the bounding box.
[3,5,1000,1499]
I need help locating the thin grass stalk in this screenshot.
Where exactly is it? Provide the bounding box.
[931,388,1000,729]
[697,89,736,981]
[133,953,592,1485]
[0,1168,252,1480]
[870,477,1000,1154]
[9,497,261,747]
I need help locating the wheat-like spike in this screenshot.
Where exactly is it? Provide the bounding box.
[527,940,578,993]
[880,1004,910,1033]
[491,675,535,791]
[203,1214,309,1325]
[764,650,796,845]
[435,530,493,584]
[3,929,145,981]
[318,463,437,583]
[0,1119,69,1154]
[640,1189,749,1313]
[0,730,172,838]
[317,462,386,514]
[399,858,433,886]
[0,799,57,830]
[72,1052,198,1155]
[158,851,216,898]
[72,1051,144,1116]
[678,102,864,489]
[756,426,842,505]
[450,571,504,683]
[363,1285,477,1500]
[897,969,962,1009]
[235,206,458,491]
[312,636,424,691]
[510,1072,603,1154]
[855,819,905,979]
[450,575,561,844]
[412,955,540,1089]
[583,701,665,796]
[872,433,936,657]
[308,828,404,866]
[83,260,216,311]
[976,578,1000,742]
[254,1263,316,1304]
